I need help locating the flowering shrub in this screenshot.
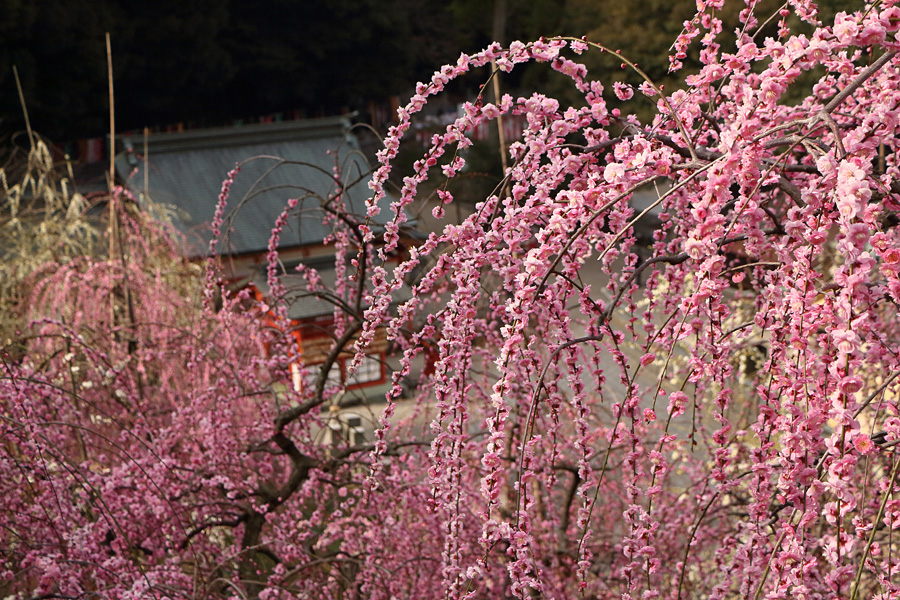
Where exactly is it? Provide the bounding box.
[5,1,900,599]
[0,139,101,345]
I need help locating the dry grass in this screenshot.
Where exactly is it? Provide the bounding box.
[0,138,101,346]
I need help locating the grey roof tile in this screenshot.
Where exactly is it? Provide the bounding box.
[117,117,389,257]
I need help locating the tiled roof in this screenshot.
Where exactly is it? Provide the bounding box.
[116,117,390,257]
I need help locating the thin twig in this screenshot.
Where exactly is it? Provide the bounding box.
[853,369,900,419]
[850,452,900,600]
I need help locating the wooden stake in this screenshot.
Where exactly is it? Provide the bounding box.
[12,65,34,151]
[143,126,149,200]
[106,32,118,335]
[106,32,116,190]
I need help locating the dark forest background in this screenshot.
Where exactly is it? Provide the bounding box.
[1,0,562,141]
[1,0,850,143]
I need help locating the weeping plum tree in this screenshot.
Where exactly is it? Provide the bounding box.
[5,0,900,598]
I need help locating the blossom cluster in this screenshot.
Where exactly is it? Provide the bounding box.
[6,1,900,599]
